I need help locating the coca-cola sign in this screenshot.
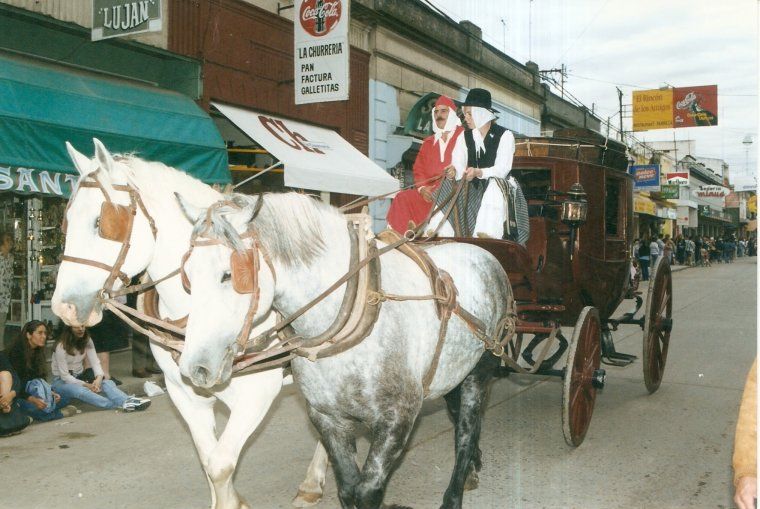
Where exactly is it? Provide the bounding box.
[299,0,342,37]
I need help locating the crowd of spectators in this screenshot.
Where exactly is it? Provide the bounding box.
[633,233,755,279]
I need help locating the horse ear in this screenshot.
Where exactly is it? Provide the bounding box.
[93,138,115,174]
[175,192,204,224]
[65,142,92,175]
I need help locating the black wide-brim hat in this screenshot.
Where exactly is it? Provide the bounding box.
[463,88,496,112]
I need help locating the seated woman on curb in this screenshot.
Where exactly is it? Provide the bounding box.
[51,325,150,412]
[0,351,20,414]
[6,320,76,422]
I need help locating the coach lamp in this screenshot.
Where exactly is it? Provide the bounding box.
[561,183,588,261]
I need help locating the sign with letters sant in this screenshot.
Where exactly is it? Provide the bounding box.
[294,0,350,104]
[632,85,718,131]
[0,166,78,198]
[92,0,162,41]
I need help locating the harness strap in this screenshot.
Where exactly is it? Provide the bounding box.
[60,255,131,287]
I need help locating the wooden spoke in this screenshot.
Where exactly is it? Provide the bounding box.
[643,258,673,394]
[562,306,602,447]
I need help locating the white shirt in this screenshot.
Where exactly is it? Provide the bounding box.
[450,127,516,180]
[51,338,104,385]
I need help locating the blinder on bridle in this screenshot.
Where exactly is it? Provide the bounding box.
[181,195,270,296]
[181,239,261,295]
[97,201,132,243]
[60,169,158,295]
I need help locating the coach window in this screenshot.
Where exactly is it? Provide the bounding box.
[605,177,624,238]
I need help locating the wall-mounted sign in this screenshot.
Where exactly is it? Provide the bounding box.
[695,185,729,198]
[629,164,661,191]
[634,196,657,216]
[294,0,350,104]
[666,171,689,186]
[0,166,78,198]
[633,85,718,131]
[92,0,162,41]
[659,184,680,199]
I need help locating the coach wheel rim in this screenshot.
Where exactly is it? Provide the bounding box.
[562,306,601,447]
[643,256,673,394]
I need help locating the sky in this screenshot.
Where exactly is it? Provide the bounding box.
[428,0,759,184]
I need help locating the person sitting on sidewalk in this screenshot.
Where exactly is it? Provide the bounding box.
[51,325,150,413]
[6,320,76,422]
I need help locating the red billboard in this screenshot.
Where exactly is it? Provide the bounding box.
[672,85,718,128]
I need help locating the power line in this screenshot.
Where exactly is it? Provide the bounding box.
[552,0,611,67]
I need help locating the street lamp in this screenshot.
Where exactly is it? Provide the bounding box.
[742,134,753,174]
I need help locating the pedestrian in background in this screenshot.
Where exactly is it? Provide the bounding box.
[676,235,685,265]
[684,237,696,267]
[649,236,661,267]
[88,297,130,386]
[638,236,651,281]
[6,320,75,422]
[51,325,150,412]
[0,232,13,351]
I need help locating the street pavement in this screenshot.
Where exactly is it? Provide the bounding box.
[0,257,755,509]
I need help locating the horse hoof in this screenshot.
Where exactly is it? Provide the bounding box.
[292,490,323,507]
[463,469,480,491]
[382,504,413,509]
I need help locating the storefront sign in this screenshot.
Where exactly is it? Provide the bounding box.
[92,0,162,41]
[677,213,690,226]
[634,196,657,216]
[0,167,78,198]
[633,85,718,131]
[659,184,680,199]
[632,89,673,131]
[666,170,689,185]
[695,185,729,198]
[629,164,661,191]
[294,0,350,104]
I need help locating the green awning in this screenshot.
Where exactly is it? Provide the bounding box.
[0,52,230,186]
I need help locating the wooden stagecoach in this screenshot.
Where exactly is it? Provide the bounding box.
[440,127,673,446]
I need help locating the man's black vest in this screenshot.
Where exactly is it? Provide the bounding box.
[465,123,507,168]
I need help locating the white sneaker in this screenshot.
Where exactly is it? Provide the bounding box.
[60,405,79,418]
[122,397,151,412]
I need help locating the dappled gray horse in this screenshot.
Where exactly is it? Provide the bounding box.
[177,192,513,509]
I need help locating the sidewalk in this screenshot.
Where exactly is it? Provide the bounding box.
[106,345,164,398]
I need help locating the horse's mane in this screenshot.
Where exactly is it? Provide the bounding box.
[195,192,345,267]
[94,154,221,209]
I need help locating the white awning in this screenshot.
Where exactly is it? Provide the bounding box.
[213,102,399,197]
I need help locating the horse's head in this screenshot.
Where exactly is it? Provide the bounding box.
[175,193,276,388]
[51,139,157,326]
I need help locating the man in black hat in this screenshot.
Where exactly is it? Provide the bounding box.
[429,88,526,242]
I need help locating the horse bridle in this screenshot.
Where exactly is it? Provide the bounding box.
[60,169,158,299]
[180,200,276,353]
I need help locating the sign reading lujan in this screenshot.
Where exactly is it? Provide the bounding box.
[92,0,162,42]
[294,0,350,104]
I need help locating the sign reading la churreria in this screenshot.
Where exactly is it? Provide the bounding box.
[294,0,350,104]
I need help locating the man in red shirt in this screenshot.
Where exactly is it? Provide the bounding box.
[386,95,463,233]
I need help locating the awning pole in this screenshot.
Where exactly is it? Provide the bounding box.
[233,161,283,190]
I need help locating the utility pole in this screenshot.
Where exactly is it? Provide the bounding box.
[539,66,568,98]
[617,87,623,141]
[529,0,533,61]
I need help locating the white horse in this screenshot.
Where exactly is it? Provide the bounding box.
[177,192,512,509]
[51,140,329,509]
